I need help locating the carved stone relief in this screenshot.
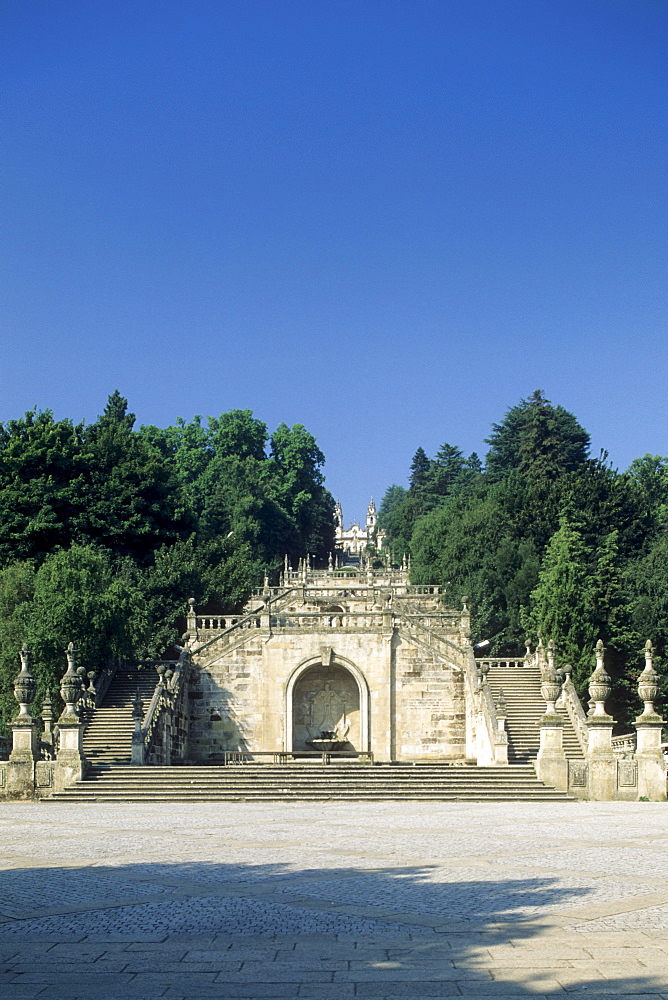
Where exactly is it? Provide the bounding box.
[292,664,360,751]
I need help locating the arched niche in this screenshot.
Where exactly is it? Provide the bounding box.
[285,656,369,753]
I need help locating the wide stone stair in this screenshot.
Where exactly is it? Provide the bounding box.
[47,762,574,802]
[487,664,583,763]
[82,665,158,765]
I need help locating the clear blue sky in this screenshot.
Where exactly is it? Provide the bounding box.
[1,0,666,524]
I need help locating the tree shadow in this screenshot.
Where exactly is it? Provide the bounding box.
[0,858,666,997]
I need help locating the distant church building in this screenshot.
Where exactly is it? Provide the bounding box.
[334,499,385,555]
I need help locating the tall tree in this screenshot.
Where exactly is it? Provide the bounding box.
[485,390,590,480]
[0,409,85,564]
[80,392,187,562]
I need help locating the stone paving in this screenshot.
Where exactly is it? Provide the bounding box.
[0,800,668,998]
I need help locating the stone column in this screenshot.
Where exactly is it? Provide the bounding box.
[186,598,198,641]
[586,640,617,801]
[131,691,146,764]
[459,597,471,648]
[493,688,509,766]
[535,640,568,791]
[40,694,55,758]
[54,643,86,794]
[7,645,38,798]
[634,641,666,801]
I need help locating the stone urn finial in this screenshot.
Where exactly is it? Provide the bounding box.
[59,642,82,720]
[540,640,562,714]
[637,639,660,718]
[13,643,36,718]
[132,690,144,728]
[587,639,611,717]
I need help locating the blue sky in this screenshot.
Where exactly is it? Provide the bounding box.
[1,0,666,524]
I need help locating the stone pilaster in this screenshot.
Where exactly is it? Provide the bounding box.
[131,691,146,764]
[493,689,509,766]
[535,641,568,791]
[634,641,666,801]
[585,640,617,800]
[54,643,86,794]
[7,645,38,798]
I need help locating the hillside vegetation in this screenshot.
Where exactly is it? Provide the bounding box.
[0,392,335,732]
[378,390,668,724]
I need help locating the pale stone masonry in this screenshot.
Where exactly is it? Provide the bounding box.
[188,564,467,763]
[2,563,666,801]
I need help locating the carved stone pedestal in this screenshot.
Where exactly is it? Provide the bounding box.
[7,719,38,799]
[587,718,617,800]
[635,719,666,801]
[535,714,568,791]
[54,721,85,794]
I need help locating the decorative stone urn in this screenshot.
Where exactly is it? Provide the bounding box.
[13,644,36,720]
[9,644,39,767]
[637,640,660,718]
[588,640,612,719]
[540,640,562,715]
[59,643,82,724]
[634,639,666,801]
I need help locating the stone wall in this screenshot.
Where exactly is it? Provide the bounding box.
[189,626,466,763]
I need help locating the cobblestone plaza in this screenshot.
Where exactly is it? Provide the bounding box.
[1,801,668,998]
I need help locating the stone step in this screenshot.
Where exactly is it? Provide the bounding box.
[488,666,583,763]
[47,763,575,802]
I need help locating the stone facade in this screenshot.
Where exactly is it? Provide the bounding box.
[2,568,665,802]
[188,565,466,762]
[334,499,386,554]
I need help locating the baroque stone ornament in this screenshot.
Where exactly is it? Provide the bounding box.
[59,642,82,721]
[540,640,562,712]
[637,640,660,717]
[13,644,36,718]
[588,639,612,718]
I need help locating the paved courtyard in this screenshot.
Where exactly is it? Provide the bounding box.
[1,800,668,999]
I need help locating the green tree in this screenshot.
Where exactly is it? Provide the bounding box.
[79,392,187,562]
[485,390,590,480]
[0,409,86,564]
[523,516,595,688]
[269,423,336,558]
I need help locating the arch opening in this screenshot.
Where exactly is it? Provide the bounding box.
[288,661,367,752]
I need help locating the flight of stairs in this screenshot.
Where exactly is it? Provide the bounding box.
[47,762,574,802]
[82,665,158,765]
[487,664,583,763]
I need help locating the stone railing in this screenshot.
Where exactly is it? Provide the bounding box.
[394,611,468,671]
[611,733,636,758]
[462,653,508,765]
[90,657,120,708]
[270,611,390,631]
[196,614,246,632]
[133,648,191,765]
[560,673,589,755]
[475,657,528,671]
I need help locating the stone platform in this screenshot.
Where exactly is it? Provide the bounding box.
[1,800,668,998]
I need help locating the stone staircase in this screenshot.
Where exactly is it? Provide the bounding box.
[82,665,158,765]
[48,762,574,802]
[487,664,583,763]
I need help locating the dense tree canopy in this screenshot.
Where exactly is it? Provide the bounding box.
[381,390,668,725]
[0,394,335,731]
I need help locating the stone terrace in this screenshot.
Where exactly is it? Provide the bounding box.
[1,800,668,998]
